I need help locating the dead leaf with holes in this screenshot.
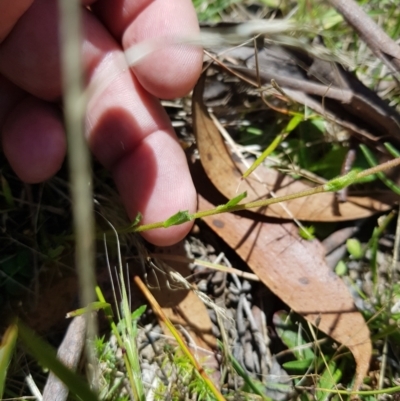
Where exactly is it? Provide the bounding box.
[193,73,396,222]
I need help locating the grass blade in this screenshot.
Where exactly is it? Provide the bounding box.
[0,324,18,399]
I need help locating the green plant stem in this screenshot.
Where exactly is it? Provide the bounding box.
[134,157,400,233]
[368,211,396,290]
[242,114,302,179]
[296,385,400,396]
[242,132,288,179]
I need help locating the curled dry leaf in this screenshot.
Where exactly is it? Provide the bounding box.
[198,194,371,390]
[193,73,396,222]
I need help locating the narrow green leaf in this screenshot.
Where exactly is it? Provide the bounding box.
[285,114,303,132]
[316,359,344,401]
[217,192,247,211]
[274,311,315,361]
[95,286,114,319]
[225,191,247,207]
[360,144,400,195]
[242,133,287,179]
[384,142,400,158]
[66,301,111,318]
[1,175,15,208]
[17,321,98,401]
[0,324,18,399]
[163,210,192,227]
[368,212,395,289]
[242,115,302,179]
[131,305,146,320]
[283,358,315,371]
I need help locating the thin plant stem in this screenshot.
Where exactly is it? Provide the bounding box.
[134,157,400,233]
[58,0,97,385]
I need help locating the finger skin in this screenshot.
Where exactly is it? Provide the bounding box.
[87,61,197,245]
[0,75,25,127]
[92,0,203,99]
[0,0,201,245]
[2,97,66,183]
[112,130,196,245]
[0,0,33,41]
[0,0,62,100]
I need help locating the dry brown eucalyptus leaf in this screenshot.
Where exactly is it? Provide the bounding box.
[198,194,371,390]
[193,73,396,222]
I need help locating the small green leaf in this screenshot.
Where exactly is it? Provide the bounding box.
[242,115,302,179]
[298,225,315,240]
[131,305,146,320]
[246,127,263,136]
[283,358,315,371]
[131,212,142,227]
[274,311,315,361]
[66,301,111,318]
[335,260,347,276]
[346,238,363,259]
[316,358,344,401]
[217,192,247,211]
[223,341,272,400]
[163,210,192,228]
[226,191,247,207]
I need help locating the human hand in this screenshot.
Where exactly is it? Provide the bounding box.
[0,0,202,246]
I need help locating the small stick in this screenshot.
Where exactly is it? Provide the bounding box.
[42,316,87,401]
[336,147,357,203]
[328,0,400,73]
